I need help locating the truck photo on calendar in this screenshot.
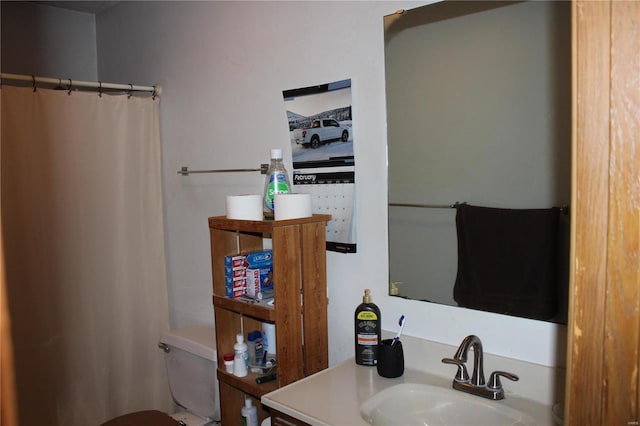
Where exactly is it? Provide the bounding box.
[282,79,357,253]
[283,79,354,170]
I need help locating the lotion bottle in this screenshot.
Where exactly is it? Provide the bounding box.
[354,289,381,366]
[241,398,259,426]
[233,334,248,377]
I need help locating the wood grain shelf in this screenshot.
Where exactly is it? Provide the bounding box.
[212,295,276,322]
[209,214,330,425]
[217,368,279,398]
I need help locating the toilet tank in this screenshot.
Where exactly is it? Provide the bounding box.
[159,326,219,421]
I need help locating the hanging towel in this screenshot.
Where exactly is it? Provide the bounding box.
[453,203,561,320]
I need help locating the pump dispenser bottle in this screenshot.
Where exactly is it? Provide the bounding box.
[354,289,381,366]
[263,148,291,214]
[233,334,248,377]
[241,398,258,426]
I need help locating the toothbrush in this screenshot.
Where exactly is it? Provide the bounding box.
[391,315,405,346]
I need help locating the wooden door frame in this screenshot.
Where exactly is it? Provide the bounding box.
[566,1,639,424]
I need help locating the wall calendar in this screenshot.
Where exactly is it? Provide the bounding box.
[283,79,357,253]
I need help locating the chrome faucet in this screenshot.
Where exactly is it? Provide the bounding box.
[442,335,519,400]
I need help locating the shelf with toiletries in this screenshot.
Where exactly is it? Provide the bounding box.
[212,295,276,321]
[208,214,330,425]
[217,367,279,398]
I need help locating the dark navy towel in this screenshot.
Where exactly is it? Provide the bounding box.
[453,203,561,320]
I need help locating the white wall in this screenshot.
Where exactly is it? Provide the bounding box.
[0,1,98,80]
[92,1,563,369]
[94,1,567,369]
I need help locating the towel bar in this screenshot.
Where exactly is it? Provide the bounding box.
[178,164,269,176]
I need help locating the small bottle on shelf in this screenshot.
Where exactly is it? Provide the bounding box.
[223,353,234,373]
[247,330,264,366]
[233,334,248,377]
[241,398,259,426]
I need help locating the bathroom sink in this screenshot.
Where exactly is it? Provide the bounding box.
[360,383,537,426]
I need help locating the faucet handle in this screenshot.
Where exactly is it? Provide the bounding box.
[442,358,470,382]
[487,371,519,390]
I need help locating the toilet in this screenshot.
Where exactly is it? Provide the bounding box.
[102,325,220,426]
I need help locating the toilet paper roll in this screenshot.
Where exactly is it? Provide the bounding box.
[274,193,312,221]
[225,195,263,221]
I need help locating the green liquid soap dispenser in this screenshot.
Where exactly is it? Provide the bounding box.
[263,148,291,215]
[354,289,381,366]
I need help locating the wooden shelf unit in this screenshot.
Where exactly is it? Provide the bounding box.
[209,214,330,425]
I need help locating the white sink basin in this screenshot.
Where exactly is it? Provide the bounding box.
[360,383,538,426]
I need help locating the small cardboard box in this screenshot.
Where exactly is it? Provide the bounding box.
[245,250,274,292]
[225,284,245,299]
[224,254,245,268]
[223,250,274,298]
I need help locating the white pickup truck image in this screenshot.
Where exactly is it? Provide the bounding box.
[293,118,350,149]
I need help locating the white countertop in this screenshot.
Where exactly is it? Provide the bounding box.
[261,359,555,425]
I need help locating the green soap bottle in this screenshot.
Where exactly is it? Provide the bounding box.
[354,289,381,366]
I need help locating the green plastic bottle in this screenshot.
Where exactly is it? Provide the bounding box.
[354,289,381,366]
[263,148,291,214]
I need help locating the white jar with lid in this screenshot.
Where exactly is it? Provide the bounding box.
[223,353,234,373]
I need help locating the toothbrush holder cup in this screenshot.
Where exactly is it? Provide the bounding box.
[377,338,404,378]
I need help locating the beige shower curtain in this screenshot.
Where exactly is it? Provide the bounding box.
[1,86,173,425]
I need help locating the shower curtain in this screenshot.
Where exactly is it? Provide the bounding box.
[1,86,173,425]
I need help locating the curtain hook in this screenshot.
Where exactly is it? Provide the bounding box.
[152,85,157,101]
[128,83,133,99]
[98,81,103,98]
[67,78,73,95]
[32,74,37,92]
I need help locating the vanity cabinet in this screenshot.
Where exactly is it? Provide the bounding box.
[208,215,330,425]
[270,409,311,426]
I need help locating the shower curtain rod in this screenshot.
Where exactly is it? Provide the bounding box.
[0,72,161,96]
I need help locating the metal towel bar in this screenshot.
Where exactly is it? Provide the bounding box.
[388,202,569,214]
[178,164,269,176]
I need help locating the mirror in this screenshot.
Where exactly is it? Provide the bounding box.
[385,1,571,323]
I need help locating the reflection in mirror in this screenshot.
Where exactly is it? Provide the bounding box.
[385,1,571,323]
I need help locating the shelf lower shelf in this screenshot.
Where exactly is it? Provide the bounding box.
[213,294,276,322]
[217,367,279,398]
